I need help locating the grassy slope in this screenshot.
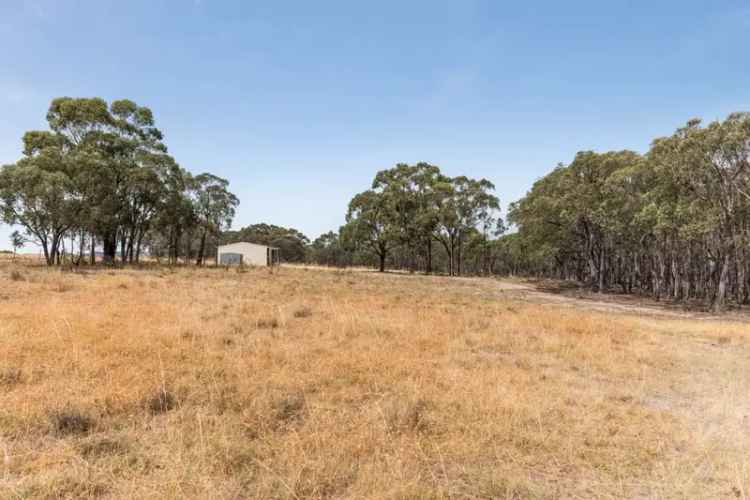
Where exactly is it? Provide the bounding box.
[0,259,748,499]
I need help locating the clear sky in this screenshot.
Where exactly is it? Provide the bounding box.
[1,0,749,250]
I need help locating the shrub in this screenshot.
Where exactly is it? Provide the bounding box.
[49,408,95,436]
[147,387,178,415]
[256,317,279,329]
[0,367,22,387]
[9,270,24,282]
[273,392,306,424]
[384,397,431,434]
[79,437,128,459]
[293,306,313,318]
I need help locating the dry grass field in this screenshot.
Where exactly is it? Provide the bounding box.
[1,257,748,499]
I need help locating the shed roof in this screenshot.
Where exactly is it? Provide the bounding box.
[217,241,279,250]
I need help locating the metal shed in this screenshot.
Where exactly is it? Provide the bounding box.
[216,242,280,267]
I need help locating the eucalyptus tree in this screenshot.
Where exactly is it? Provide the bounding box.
[649,113,750,310]
[191,173,239,266]
[0,123,89,265]
[119,152,181,263]
[2,97,238,267]
[343,190,397,272]
[0,162,80,265]
[13,97,174,264]
[508,166,574,277]
[372,162,443,272]
[508,112,750,310]
[307,231,352,267]
[432,176,500,276]
[343,163,502,275]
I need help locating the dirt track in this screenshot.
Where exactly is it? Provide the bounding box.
[290,264,750,321]
[484,277,750,322]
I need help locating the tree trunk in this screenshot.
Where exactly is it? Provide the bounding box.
[714,252,731,312]
[126,231,135,263]
[457,236,463,276]
[426,239,432,274]
[173,227,182,264]
[50,233,61,266]
[449,237,455,276]
[135,232,144,263]
[598,244,607,293]
[120,234,128,263]
[736,251,747,304]
[102,232,117,265]
[76,230,85,266]
[41,239,51,266]
[196,229,207,266]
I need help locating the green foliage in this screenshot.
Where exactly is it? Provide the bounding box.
[0,97,238,267]
[306,231,352,267]
[312,162,502,275]
[190,173,239,265]
[223,223,309,263]
[510,112,750,309]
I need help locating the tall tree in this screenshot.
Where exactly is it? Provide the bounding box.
[0,163,80,265]
[508,112,750,310]
[191,173,239,266]
[1,97,237,267]
[343,190,397,272]
[433,176,500,276]
[372,162,443,273]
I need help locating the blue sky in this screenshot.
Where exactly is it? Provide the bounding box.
[1,0,749,250]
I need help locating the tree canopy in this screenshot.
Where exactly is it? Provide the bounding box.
[0,97,239,266]
[222,223,309,263]
[316,162,502,275]
[7,98,749,311]
[507,112,750,310]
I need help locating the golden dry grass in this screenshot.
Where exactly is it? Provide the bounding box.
[0,257,748,499]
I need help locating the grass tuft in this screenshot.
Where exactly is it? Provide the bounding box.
[0,367,23,387]
[78,437,129,459]
[256,317,279,329]
[53,281,73,293]
[49,407,95,436]
[384,397,431,434]
[146,387,178,415]
[273,392,306,424]
[293,306,313,318]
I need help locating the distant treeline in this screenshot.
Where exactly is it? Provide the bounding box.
[507,113,750,311]
[5,98,749,310]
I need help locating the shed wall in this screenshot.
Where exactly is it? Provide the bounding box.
[217,243,269,266]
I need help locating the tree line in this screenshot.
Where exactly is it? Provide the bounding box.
[0,97,239,266]
[507,112,750,311]
[6,98,748,311]
[305,163,503,275]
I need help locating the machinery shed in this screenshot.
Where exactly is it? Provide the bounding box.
[216,242,279,266]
